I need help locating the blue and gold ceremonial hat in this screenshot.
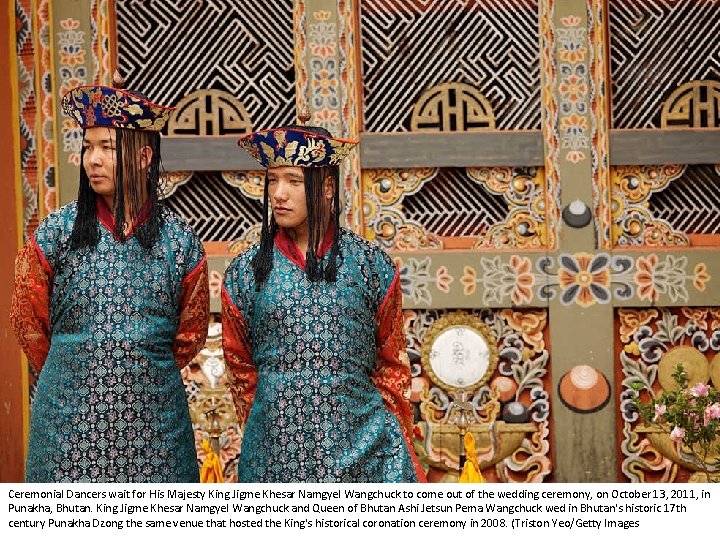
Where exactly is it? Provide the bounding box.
[61,85,174,131]
[238,128,358,168]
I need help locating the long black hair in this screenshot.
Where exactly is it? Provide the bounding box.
[251,125,342,286]
[69,126,164,250]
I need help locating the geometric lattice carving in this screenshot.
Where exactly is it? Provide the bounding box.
[661,81,720,128]
[404,169,508,238]
[359,0,540,131]
[363,167,548,250]
[649,165,720,235]
[168,89,252,136]
[116,1,295,132]
[609,0,720,128]
[163,173,263,242]
[411,83,494,131]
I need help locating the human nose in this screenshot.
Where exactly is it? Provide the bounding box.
[85,147,102,166]
[272,181,288,202]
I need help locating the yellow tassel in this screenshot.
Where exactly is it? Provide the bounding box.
[459,432,484,483]
[200,439,224,483]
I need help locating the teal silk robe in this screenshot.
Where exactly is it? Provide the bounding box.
[222,227,424,482]
[11,201,210,482]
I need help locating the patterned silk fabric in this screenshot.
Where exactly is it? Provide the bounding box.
[222,228,424,482]
[11,201,209,482]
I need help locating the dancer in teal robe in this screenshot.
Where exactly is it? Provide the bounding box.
[223,125,425,482]
[11,81,209,482]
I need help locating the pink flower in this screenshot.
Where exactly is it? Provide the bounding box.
[653,403,666,421]
[670,426,685,442]
[703,403,720,426]
[690,383,709,397]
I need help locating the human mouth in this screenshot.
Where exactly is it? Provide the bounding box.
[273,207,291,215]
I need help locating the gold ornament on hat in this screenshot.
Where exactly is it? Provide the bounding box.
[297,108,312,125]
[112,69,126,89]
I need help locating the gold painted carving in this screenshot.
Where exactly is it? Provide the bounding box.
[467,167,547,248]
[362,168,443,249]
[221,171,266,199]
[611,165,688,246]
[662,80,720,128]
[160,171,193,199]
[228,224,262,254]
[411,82,495,131]
[168,89,252,136]
[637,426,720,480]
[422,421,536,475]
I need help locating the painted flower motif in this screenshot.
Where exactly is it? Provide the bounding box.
[557,252,611,307]
[653,403,666,421]
[558,74,588,104]
[312,68,338,97]
[57,19,85,68]
[510,255,534,305]
[461,265,478,296]
[560,15,581,27]
[690,382,709,398]
[62,118,82,153]
[694,262,710,291]
[309,22,337,58]
[60,18,80,30]
[635,254,659,302]
[312,108,340,131]
[623,341,640,355]
[400,257,432,305]
[310,58,339,108]
[313,10,331,21]
[435,266,453,294]
[559,43,586,63]
[669,426,685,442]
[565,150,586,163]
[559,113,587,135]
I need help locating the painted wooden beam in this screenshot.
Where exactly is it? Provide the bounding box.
[162,132,545,170]
[359,131,545,167]
[162,128,720,171]
[162,137,262,171]
[610,128,720,165]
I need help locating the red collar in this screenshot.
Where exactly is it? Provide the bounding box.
[274,221,336,270]
[96,197,151,240]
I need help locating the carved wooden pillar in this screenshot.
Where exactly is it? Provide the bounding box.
[541,0,616,481]
[295,0,362,231]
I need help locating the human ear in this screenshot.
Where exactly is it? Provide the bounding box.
[323,174,335,200]
[139,146,153,170]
